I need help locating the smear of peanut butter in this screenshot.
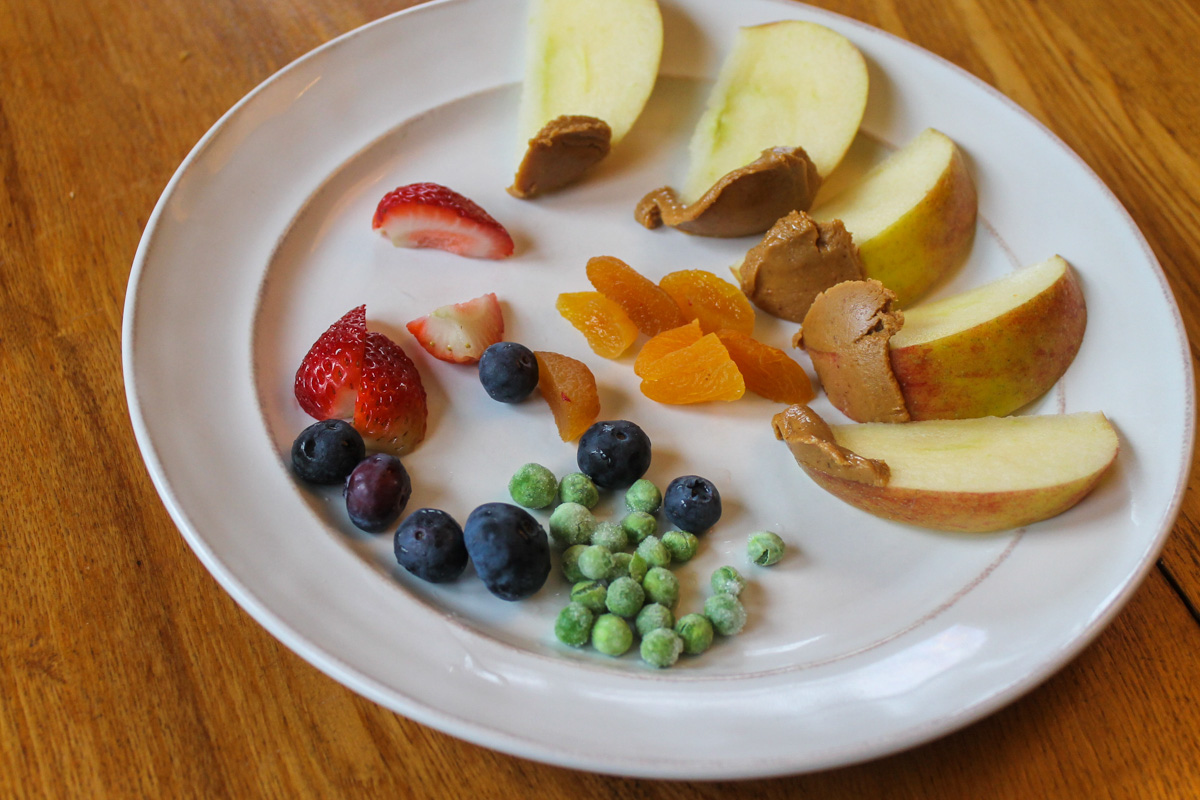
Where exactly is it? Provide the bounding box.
[737,211,864,323]
[634,146,821,238]
[771,404,890,486]
[509,115,612,199]
[796,279,910,423]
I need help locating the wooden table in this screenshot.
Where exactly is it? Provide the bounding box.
[3,0,1198,796]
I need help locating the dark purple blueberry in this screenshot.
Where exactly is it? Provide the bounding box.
[291,419,365,484]
[394,508,468,583]
[344,454,412,533]
[576,420,652,489]
[463,502,550,601]
[478,341,539,403]
[663,475,721,533]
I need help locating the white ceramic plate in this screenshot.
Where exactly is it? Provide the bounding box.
[123,0,1193,779]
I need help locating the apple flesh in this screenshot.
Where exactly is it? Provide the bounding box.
[774,406,1119,532]
[515,0,662,152]
[812,128,976,306]
[889,255,1086,420]
[682,21,868,203]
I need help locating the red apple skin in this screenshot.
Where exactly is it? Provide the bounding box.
[889,265,1087,420]
[797,459,1115,533]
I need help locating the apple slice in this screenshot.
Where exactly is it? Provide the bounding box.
[889,254,1086,420]
[812,128,976,305]
[682,21,868,203]
[798,256,1087,422]
[509,0,663,197]
[772,404,1119,532]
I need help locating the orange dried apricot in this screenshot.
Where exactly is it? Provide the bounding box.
[586,255,687,336]
[639,333,745,404]
[556,291,639,359]
[659,269,756,336]
[534,350,601,441]
[716,330,815,404]
[633,319,703,377]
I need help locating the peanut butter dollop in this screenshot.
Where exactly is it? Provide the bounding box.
[795,279,910,423]
[509,115,612,199]
[771,404,890,486]
[737,210,865,322]
[634,146,821,238]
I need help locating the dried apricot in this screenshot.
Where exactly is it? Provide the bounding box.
[639,333,745,404]
[659,269,756,336]
[586,256,687,336]
[534,350,601,441]
[716,330,815,404]
[556,291,639,358]
[633,320,703,377]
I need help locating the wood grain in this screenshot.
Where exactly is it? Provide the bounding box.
[2,0,1198,796]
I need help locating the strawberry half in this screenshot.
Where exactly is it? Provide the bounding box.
[372,182,515,259]
[406,292,504,365]
[294,305,366,420]
[354,331,428,455]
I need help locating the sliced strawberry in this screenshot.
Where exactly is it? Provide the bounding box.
[354,331,428,455]
[406,292,504,365]
[294,305,366,420]
[372,182,515,259]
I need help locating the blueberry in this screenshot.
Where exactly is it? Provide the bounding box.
[479,342,539,403]
[663,475,721,533]
[344,454,412,533]
[394,508,468,583]
[463,502,551,601]
[291,419,365,484]
[576,420,652,489]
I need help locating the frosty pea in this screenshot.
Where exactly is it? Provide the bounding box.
[640,628,683,668]
[748,531,785,566]
[548,502,596,546]
[559,471,599,509]
[662,530,698,562]
[554,602,593,648]
[625,479,662,513]
[592,614,633,656]
[508,463,558,508]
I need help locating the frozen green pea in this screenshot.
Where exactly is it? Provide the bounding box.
[661,530,698,562]
[675,613,714,655]
[605,576,645,617]
[640,628,684,668]
[610,552,633,579]
[561,545,588,583]
[592,614,633,656]
[559,472,599,509]
[621,511,657,544]
[578,545,614,580]
[625,479,662,513]
[635,603,675,637]
[636,535,671,568]
[642,566,680,609]
[705,593,747,636]
[626,552,649,583]
[548,502,596,546]
[748,531,785,566]
[508,463,558,508]
[591,521,628,552]
[570,580,607,612]
[711,565,746,597]
[554,602,594,648]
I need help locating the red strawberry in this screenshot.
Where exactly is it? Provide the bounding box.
[406,292,504,365]
[294,305,366,419]
[354,331,428,455]
[372,182,515,259]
